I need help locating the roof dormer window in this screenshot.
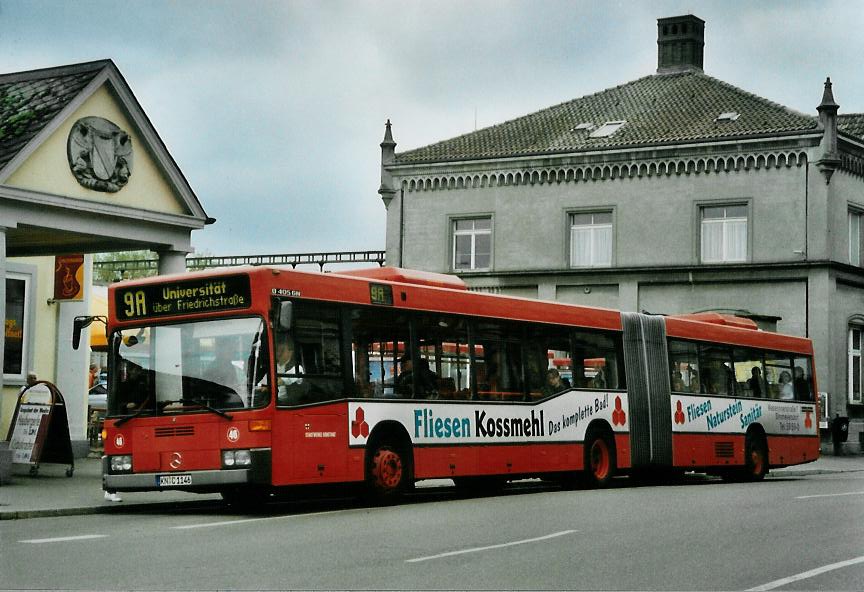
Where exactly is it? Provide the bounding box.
[716,112,740,122]
[589,120,626,138]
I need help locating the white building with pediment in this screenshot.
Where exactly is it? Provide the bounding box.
[1,60,212,454]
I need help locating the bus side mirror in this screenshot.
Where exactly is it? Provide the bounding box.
[72,315,107,350]
[72,317,90,350]
[278,302,293,331]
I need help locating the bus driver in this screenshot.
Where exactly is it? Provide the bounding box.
[258,336,305,404]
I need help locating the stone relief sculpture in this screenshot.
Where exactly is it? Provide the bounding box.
[67,116,133,192]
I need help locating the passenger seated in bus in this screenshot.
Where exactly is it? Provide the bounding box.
[793,366,811,400]
[394,354,438,398]
[671,370,685,392]
[539,368,571,398]
[702,369,723,394]
[778,370,794,400]
[747,367,763,397]
[684,365,699,393]
[590,368,607,389]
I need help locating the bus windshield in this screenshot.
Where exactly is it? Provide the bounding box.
[109,317,269,417]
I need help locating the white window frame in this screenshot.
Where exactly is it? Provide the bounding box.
[700,204,748,263]
[4,270,34,383]
[451,217,492,272]
[849,209,861,266]
[569,211,613,268]
[849,326,863,405]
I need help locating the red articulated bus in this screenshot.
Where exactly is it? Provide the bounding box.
[86,266,819,505]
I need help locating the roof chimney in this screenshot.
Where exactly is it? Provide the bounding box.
[657,15,705,74]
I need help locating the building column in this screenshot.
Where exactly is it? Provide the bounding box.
[54,254,91,456]
[156,249,188,275]
[619,280,639,313]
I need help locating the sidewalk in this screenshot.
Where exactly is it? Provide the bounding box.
[0,455,220,520]
[1,453,863,520]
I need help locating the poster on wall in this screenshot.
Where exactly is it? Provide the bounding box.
[4,277,26,375]
[54,254,84,301]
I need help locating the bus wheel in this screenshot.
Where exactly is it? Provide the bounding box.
[743,435,768,481]
[367,444,409,503]
[584,431,616,488]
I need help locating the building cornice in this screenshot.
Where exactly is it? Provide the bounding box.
[398,147,812,193]
[459,259,860,284]
[0,184,208,230]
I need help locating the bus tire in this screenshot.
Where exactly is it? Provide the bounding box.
[366,443,410,504]
[743,433,768,481]
[584,429,616,488]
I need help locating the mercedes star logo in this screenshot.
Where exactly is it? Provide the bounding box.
[169,452,183,469]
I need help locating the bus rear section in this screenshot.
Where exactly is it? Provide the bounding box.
[625,311,820,480]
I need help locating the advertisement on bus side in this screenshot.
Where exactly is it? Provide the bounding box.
[348,390,629,446]
[671,395,816,436]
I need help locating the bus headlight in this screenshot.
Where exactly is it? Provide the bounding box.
[110,455,133,473]
[222,449,252,468]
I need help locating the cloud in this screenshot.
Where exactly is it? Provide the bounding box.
[1,0,862,258]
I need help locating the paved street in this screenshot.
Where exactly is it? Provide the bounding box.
[2,468,864,590]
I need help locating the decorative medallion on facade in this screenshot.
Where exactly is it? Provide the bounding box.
[67,116,133,192]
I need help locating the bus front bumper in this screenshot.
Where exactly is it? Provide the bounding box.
[102,450,271,492]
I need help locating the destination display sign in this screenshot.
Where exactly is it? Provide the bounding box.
[114,275,252,320]
[369,283,393,306]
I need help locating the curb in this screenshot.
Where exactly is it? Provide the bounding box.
[770,468,864,477]
[0,499,219,521]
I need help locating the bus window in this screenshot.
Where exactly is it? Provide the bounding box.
[793,356,814,401]
[414,314,470,400]
[572,330,623,390]
[349,307,409,399]
[699,344,735,395]
[525,325,572,400]
[668,339,699,393]
[733,348,765,399]
[764,353,794,400]
[276,302,343,405]
[474,320,523,400]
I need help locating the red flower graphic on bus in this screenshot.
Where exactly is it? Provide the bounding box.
[612,396,626,426]
[804,410,813,429]
[351,407,369,439]
[674,401,686,425]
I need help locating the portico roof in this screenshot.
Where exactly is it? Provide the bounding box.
[0,60,211,257]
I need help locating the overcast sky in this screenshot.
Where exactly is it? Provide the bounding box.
[1,0,862,257]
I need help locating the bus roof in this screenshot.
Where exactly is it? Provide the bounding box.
[108,266,813,354]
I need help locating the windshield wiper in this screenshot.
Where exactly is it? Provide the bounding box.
[114,404,152,427]
[159,398,233,420]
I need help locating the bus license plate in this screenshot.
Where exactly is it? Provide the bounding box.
[157,474,192,487]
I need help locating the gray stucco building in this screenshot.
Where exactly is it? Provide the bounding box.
[378,15,864,448]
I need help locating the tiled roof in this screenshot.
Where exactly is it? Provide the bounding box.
[839,114,864,141]
[395,71,820,164]
[0,61,107,171]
